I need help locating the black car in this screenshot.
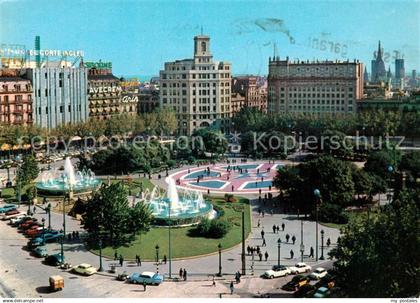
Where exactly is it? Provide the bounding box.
[44,254,65,266]
[294,283,316,298]
[282,275,310,291]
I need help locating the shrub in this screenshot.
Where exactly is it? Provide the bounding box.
[315,203,349,224]
[194,218,232,238]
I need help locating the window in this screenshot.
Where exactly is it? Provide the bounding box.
[201,41,206,52]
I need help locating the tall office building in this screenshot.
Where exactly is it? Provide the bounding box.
[26,66,88,129]
[159,35,232,135]
[395,58,405,79]
[268,56,363,115]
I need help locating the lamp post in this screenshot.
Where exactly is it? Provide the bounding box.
[313,188,321,261]
[59,229,64,261]
[15,156,22,208]
[387,165,394,204]
[46,203,51,229]
[217,243,222,277]
[41,218,45,245]
[155,244,160,273]
[277,238,281,267]
[320,230,325,260]
[168,202,172,279]
[300,219,304,262]
[98,238,104,272]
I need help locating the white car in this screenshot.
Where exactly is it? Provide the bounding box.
[72,263,97,276]
[309,267,328,280]
[289,262,312,274]
[2,212,23,220]
[263,265,291,279]
[9,215,28,225]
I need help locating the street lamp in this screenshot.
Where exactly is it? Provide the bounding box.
[59,229,64,261]
[300,219,304,262]
[217,243,222,277]
[42,218,45,245]
[277,238,281,267]
[46,203,51,229]
[98,238,104,272]
[155,244,160,273]
[313,188,321,261]
[320,230,325,260]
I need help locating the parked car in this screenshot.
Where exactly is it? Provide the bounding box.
[282,275,310,291]
[25,226,45,237]
[313,286,330,298]
[44,253,65,266]
[128,272,163,285]
[72,264,97,276]
[32,232,62,244]
[12,216,32,227]
[289,262,312,274]
[0,204,17,213]
[263,265,291,279]
[9,215,27,225]
[294,283,316,298]
[309,267,328,280]
[27,238,44,248]
[32,246,48,257]
[1,209,21,220]
[19,219,38,230]
[315,273,336,289]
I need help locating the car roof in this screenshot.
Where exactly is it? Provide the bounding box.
[78,263,92,267]
[296,262,307,266]
[315,267,326,271]
[141,271,155,276]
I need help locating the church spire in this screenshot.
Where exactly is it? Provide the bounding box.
[377,40,382,60]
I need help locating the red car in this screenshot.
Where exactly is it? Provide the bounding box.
[20,221,39,230]
[25,226,44,237]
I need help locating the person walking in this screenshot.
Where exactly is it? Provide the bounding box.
[276,225,280,233]
[256,246,260,255]
[163,255,167,264]
[290,249,294,259]
[261,229,265,239]
[183,269,187,281]
[262,210,265,217]
[143,281,147,292]
[138,255,142,266]
[114,251,118,261]
[119,254,124,267]
[285,234,290,243]
[327,238,331,247]
[292,235,296,245]
[230,281,234,295]
[272,224,276,233]
[259,252,263,261]
[264,251,269,262]
[135,254,140,266]
[281,223,285,231]
[179,268,183,278]
[257,219,261,228]
[309,247,314,258]
[262,238,266,247]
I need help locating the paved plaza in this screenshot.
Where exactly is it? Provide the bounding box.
[0,159,340,298]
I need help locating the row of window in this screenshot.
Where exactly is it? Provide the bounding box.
[0,95,32,102]
[36,105,83,114]
[161,73,230,80]
[279,93,353,98]
[279,99,350,105]
[1,84,32,92]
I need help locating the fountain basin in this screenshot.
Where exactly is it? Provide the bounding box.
[36,179,102,196]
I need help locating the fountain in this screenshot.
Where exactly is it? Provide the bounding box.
[36,157,102,196]
[143,178,216,226]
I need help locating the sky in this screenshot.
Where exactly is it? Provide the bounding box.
[0,0,419,78]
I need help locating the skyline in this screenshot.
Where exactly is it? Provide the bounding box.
[0,0,419,77]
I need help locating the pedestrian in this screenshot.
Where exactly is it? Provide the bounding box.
[163,255,167,264]
[212,276,216,286]
[114,251,118,261]
[309,247,314,258]
[76,231,80,239]
[285,234,290,243]
[119,254,124,267]
[135,254,140,266]
[259,252,263,261]
[272,224,276,233]
[230,281,234,295]
[33,207,36,214]
[257,219,261,227]
[258,208,261,216]
[276,225,280,233]
[261,229,265,239]
[290,249,294,259]
[262,210,265,217]
[179,268,183,278]
[256,246,260,255]
[262,238,266,247]
[183,269,187,281]
[291,235,296,245]
[327,238,331,247]
[282,223,285,231]
[264,251,269,262]
[247,245,250,255]
[143,281,147,292]
[235,272,240,284]
[72,231,76,240]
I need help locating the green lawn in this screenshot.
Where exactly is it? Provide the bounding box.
[107,177,156,196]
[93,197,251,260]
[0,183,33,202]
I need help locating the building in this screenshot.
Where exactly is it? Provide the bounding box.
[371,41,387,82]
[0,69,33,125]
[363,81,393,99]
[358,93,420,112]
[267,56,363,115]
[232,76,267,112]
[26,66,88,129]
[87,67,122,120]
[159,35,232,135]
[138,89,159,113]
[395,58,405,80]
[231,92,246,114]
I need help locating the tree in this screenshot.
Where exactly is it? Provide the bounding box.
[193,128,228,156]
[17,155,39,186]
[82,182,152,246]
[364,149,402,180]
[330,188,420,297]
